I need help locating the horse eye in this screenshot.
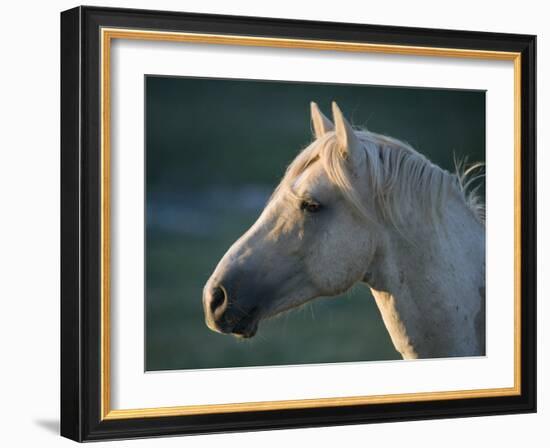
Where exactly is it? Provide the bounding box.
[300,200,321,213]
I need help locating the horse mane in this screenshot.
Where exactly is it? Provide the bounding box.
[278,128,485,230]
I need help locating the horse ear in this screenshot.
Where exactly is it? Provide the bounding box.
[332,102,364,166]
[310,102,334,139]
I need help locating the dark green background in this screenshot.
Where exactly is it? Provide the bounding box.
[145,76,485,371]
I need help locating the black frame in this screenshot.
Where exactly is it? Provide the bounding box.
[61,5,536,442]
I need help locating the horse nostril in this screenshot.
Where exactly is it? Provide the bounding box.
[210,286,227,313]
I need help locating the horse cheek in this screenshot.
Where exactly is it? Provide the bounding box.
[304,226,358,295]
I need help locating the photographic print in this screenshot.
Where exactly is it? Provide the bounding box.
[145,76,486,371]
[61,7,536,440]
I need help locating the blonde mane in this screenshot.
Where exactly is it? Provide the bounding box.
[277,129,485,230]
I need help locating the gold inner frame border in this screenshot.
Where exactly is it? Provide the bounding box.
[99,27,522,421]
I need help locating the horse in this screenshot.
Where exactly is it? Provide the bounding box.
[202,101,485,359]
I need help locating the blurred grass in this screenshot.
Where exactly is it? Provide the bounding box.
[145,76,485,371]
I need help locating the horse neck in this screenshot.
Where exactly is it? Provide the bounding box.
[366,189,485,359]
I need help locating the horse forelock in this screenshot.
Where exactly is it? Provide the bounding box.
[274,129,485,231]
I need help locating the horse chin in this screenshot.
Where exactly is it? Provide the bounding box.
[229,306,260,339]
[231,321,258,339]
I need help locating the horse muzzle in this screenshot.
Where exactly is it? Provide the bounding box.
[203,284,260,338]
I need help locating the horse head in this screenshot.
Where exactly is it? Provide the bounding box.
[202,102,379,338]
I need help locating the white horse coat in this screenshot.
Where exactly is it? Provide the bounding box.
[203,102,485,359]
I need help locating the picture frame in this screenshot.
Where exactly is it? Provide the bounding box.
[60,5,536,442]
